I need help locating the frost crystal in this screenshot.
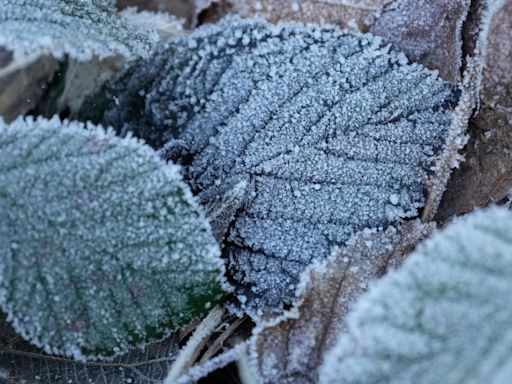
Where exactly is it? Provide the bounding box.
[103,17,457,311]
[0,117,226,360]
[320,207,512,384]
[249,221,434,384]
[0,0,159,61]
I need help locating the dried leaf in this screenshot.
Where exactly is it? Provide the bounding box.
[119,8,185,39]
[249,221,433,384]
[370,0,470,82]
[0,315,180,384]
[195,0,470,82]
[421,57,480,222]
[191,0,387,31]
[437,0,512,222]
[102,17,457,313]
[320,207,512,384]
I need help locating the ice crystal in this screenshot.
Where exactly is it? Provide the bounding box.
[103,17,457,311]
[250,221,434,384]
[0,0,159,61]
[320,207,512,384]
[0,116,226,360]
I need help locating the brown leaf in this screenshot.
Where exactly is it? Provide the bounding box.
[436,0,512,222]
[192,0,387,30]
[370,0,470,82]
[0,312,180,384]
[194,0,469,82]
[421,56,480,222]
[249,221,434,384]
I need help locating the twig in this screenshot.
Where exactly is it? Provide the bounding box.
[164,305,225,383]
[200,315,246,363]
[237,353,258,384]
[0,53,43,78]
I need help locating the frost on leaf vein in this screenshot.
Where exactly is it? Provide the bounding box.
[0,0,159,61]
[103,17,458,312]
[0,116,226,361]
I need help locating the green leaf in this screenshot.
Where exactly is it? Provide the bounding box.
[320,207,512,384]
[0,0,159,61]
[0,116,227,361]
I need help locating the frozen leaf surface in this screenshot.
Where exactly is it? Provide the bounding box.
[119,8,185,39]
[0,315,179,384]
[370,0,470,82]
[0,117,226,360]
[195,0,469,82]
[118,0,191,19]
[320,207,512,384]
[191,0,387,30]
[103,17,457,312]
[250,221,433,384]
[0,0,159,61]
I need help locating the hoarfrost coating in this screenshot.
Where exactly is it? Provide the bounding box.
[0,117,226,361]
[103,17,457,312]
[320,207,512,384]
[0,0,158,61]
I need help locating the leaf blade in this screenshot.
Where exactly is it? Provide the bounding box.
[320,207,512,384]
[0,116,227,360]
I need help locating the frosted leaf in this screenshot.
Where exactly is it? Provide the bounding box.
[191,0,388,31]
[249,221,433,384]
[0,0,159,61]
[438,0,512,221]
[0,314,180,384]
[0,116,227,360]
[370,0,470,82]
[117,0,191,19]
[194,0,470,81]
[320,207,512,384]
[119,8,185,39]
[102,17,457,312]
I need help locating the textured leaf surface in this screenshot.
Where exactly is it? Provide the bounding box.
[249,221,433,384]
[0,117,226,360]
[118,8,185,40]
[195,0,469,82]
[0,315,179,384]
[370,0,470,82]
[103,17,456,312]
[191,0,387,31]
[118,0,190,20]
[0,0,158,61]
[320,207,512,384]
[438,0,512,222]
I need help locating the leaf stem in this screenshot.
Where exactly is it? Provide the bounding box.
[164,305,225,383]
